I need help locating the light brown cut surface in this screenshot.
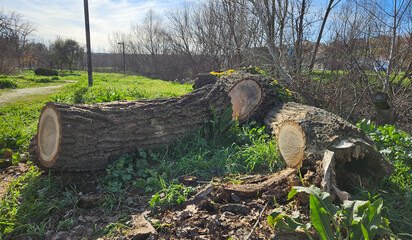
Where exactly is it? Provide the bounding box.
[228,80,262,123]
[277,121,305,168]
[37,105,61,167]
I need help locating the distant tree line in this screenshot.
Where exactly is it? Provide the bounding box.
[1,10,84,74]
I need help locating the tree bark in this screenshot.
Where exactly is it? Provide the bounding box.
[29,72,277,171]
[264,102,395,199]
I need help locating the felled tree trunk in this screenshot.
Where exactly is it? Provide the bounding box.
[264,102,395,200]
[29,72,278,171]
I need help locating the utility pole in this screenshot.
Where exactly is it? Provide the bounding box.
[84,0,93,86]
[118,42,126,76]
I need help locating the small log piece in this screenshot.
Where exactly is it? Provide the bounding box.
[264,102,395,198]
[29,73,277,171]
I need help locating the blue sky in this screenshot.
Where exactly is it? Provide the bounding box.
[1,0,193,52]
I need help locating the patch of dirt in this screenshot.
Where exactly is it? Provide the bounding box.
[0,163,29,200]
[1,165,318,239]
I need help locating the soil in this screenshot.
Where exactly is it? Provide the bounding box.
[0,165,318,240]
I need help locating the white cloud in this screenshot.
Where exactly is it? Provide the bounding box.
[1,0,191,52]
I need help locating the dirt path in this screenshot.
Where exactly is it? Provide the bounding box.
[0,83,68,105]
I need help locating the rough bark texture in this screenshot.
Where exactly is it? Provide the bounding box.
[264,102,395,199]
[192,73,217,90]
[30,72,277,171]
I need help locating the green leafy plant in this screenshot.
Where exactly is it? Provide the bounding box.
[270,78,293,102]
[201,105,236,141]
[268,185,392,240]
[149,183,194,209]
[246,66,260,74]
[101,150,170,194]
[93,89,124,102]
[235,125,283,173]
[0,78,17,89]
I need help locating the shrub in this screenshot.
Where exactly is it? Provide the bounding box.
[34,77,52,83]
[0,78,17,89]
[34,68,58,77]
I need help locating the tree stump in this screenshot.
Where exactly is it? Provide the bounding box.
[371,91,396,124]
[29,72,277,171]
[264,102,395,200]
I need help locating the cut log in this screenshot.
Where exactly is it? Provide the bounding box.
[264,102,395,198]
[29,72,278,171]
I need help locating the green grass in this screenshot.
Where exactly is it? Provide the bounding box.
[0,70,193,238]
[0,70,192,158]
[1,69,411,239]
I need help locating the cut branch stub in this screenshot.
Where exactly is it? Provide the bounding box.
[277,121,305,168]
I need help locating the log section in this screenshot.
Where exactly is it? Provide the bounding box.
[264,102,395,199]
[30,73,277,171]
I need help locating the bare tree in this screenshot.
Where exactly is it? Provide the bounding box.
[308,0,342,76]
[247,0,293,84]
[0,10,35,73]
[355,0,412,123]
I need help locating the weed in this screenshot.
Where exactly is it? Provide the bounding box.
[149,183,195,209]
[356,120,412,234]
[268,185,393,240]
[102,222,131,238]
[101,150,170,194]
[0,167,66,237]
[93,89,124,102]
[270,78,293,102]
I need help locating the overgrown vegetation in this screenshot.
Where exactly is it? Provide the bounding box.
[0,70,411,239]
[268,185,392,240]
[0,75,17,89]
[34,68,59,76]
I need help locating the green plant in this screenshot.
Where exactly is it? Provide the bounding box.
[355,120,412,234]
[93,89,124,102]
[149,183,195,209]
[235,125,283,173]
[201,105,236,141]
[72,86,89,103]
[0,78,17,89]
[34,77,52,83]
[270,78,293,102]
[246,66,260,74]
[0,167,70,237]
[101,150,170,194]
[268,185,392,240]
[34,68,58,76]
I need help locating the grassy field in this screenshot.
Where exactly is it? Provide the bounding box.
[0,70,411,239]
